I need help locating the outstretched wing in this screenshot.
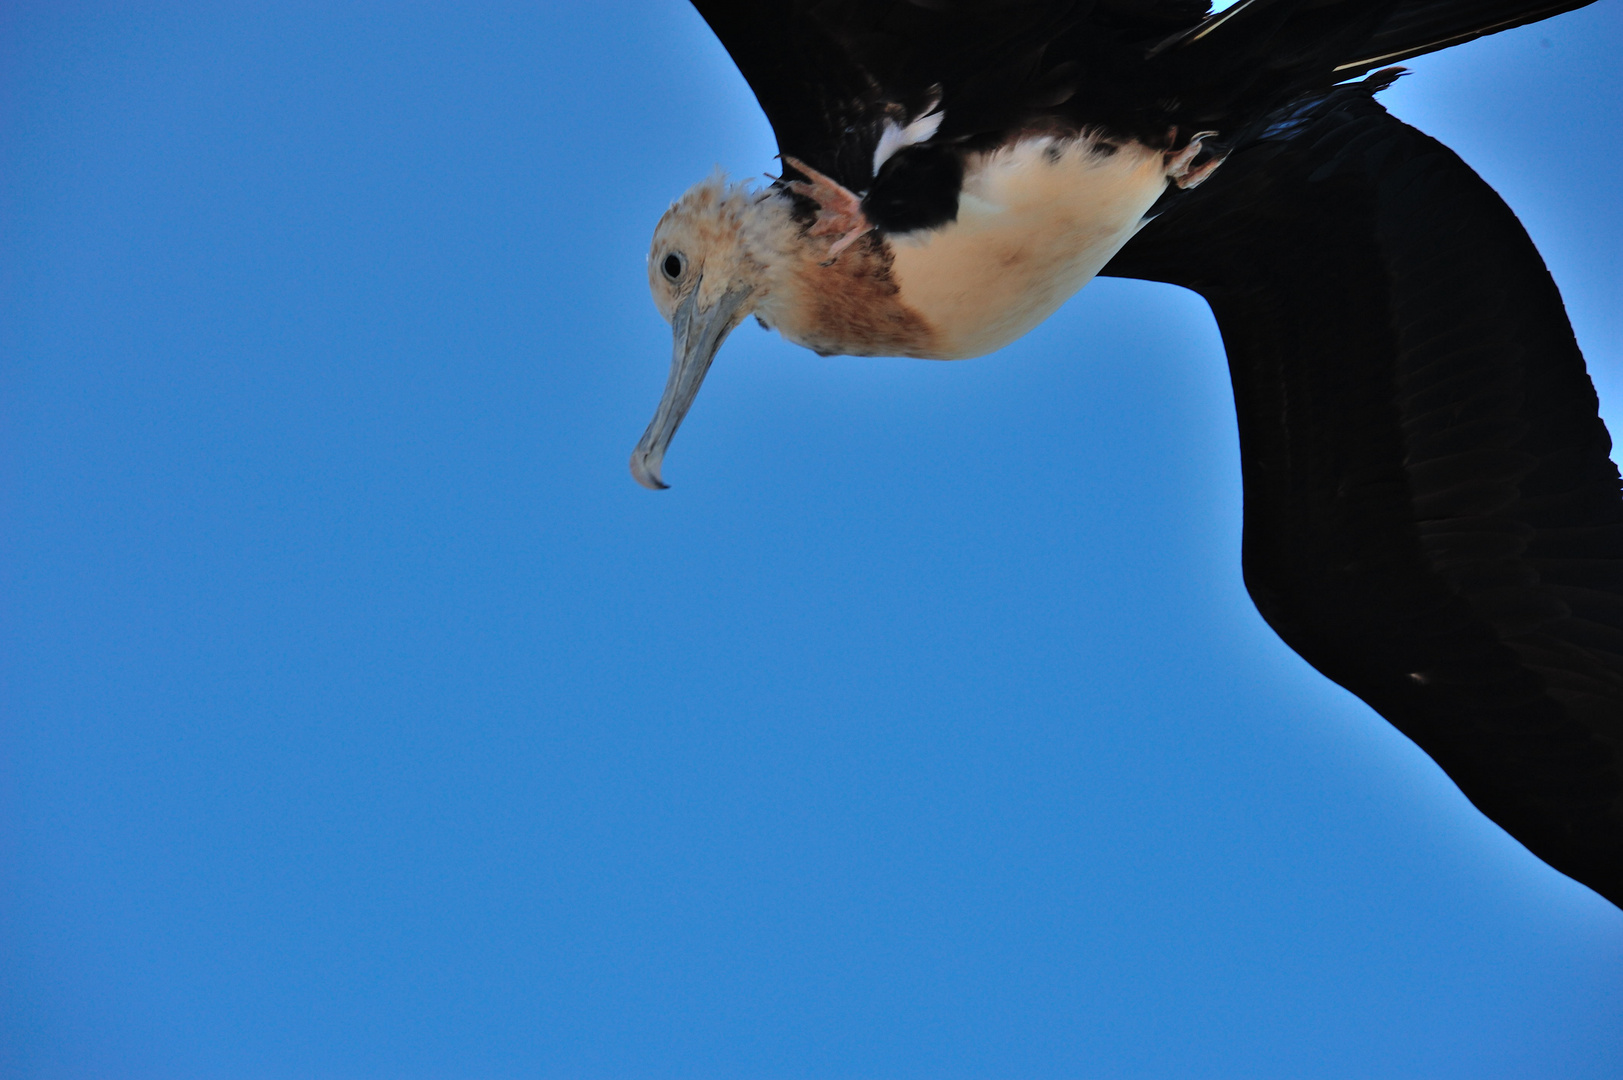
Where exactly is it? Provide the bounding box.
[1106,82,1623,908]
[688,0,1224,189]
[1327,0,1599,74]
[687,1,1600,191]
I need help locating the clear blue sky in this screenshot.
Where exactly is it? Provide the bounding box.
[3,3,1620,1078]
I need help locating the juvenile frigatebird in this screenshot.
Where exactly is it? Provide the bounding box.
[629,0,1623,909]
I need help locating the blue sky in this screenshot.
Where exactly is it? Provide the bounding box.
[3,3,1621,1078]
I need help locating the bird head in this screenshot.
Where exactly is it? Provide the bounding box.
[631,173,771,490]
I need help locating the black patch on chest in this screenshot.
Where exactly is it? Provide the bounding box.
[862,144,964,235]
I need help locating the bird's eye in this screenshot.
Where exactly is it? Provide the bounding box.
[662,253,686,281]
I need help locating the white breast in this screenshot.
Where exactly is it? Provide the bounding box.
[885,137,1170,360]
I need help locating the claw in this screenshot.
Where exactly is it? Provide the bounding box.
[1165,131,1226,190]
[782,155,874,259]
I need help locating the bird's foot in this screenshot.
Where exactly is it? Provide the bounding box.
[1164,131,1226,190]
[783,155,873,261]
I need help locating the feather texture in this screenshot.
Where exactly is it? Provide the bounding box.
[1106,83,1623,907]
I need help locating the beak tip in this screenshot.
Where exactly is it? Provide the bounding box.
[630,451,669,491]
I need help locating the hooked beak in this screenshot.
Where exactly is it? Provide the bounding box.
[630,277,753,490]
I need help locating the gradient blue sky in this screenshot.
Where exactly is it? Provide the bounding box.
[3,3,1621,1078]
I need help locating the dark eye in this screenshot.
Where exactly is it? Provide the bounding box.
[662,253,685,281]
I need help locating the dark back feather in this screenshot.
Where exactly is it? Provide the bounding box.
[688,1,1600,190]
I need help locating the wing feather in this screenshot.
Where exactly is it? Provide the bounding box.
[687,1,1602,192]
[1106,83,1623,907]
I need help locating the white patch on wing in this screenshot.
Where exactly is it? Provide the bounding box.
[885,136,1171,360]
[872,109,945,175]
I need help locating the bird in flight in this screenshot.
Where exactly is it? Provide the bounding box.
[629,0,1622,909]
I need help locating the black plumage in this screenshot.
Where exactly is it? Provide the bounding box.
[676,0,1622,907]
[693,1,1597,221]
[1106,78,1623,907]
[865,143,965,233]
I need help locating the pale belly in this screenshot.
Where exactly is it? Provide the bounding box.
[885,137,1171,360]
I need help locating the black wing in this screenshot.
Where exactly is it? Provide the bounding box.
[688,1,1600,192]
[1325,0,1602,75]
[1105,81,1623,908]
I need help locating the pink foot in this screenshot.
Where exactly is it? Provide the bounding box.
[1164,131,1226,190]
[782,155,874,260]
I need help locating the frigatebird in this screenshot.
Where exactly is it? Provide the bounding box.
[629,0,1623,909]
